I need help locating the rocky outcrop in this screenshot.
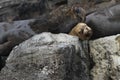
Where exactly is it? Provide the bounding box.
[0,0,117,22]
[0,33,91,80]
[0,0,67,22]
[90,34,120,80]
[0,0,47,22]
[68,0,116,14]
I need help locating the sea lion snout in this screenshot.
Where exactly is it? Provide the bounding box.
[84,26,92,37]
[79,23,92,40]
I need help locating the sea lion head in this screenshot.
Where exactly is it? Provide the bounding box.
[70,4,86,22]
[69,23,92,40]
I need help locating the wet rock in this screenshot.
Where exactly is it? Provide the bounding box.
[0,32,91,80]
[90,34,120,80]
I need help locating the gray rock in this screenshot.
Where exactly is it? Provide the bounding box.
[68,0,111,6]
[0,32,91,80]
[0,0,48,22]
[68,0,116,15]
[90,34,120,80]
[0,0,67,22]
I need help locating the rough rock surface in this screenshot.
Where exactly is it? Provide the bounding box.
[0,0,116,22]
[90,34,120,80]
[68,0,115,14]
[0,33,91,80]
[0,0,67,22]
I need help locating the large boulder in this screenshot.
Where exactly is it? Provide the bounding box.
[0,32,91,80]
[90,34,120,80]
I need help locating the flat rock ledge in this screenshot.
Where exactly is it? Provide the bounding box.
[90,34,120,80]
[0,32,90,80]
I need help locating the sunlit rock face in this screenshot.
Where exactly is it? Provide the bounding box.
[90,34,120,80]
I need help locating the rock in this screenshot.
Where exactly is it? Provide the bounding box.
[90,34,120,80]
[68,0,111,6]
[86,0,116,14]
[0,32,91,80]
[0,0,49,22]
[0,0,67,22]
[0,56,7,70]
[47,0,67,9]
[68,0,116,15]
[0,0,116,22]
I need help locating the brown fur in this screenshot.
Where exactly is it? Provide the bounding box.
[69,23,92,40]
[66,4,86,22]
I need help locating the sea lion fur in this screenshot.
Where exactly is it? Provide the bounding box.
[69,23,92,40]
[86,4,120,39]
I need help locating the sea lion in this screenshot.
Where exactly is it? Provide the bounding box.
[30,4,86,34]
[0,4,86,56]
[85,4,120,39]
[69,23,92,40]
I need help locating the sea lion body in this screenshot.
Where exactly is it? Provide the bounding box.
[31,4,86,34]
[0,20,36,56]
[86,4,120,39]
[0,4,86,56]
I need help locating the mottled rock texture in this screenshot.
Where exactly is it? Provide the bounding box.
[0,0,117,22]
[0,33,91,80]
[90,34,120,80]
[68,0,116,14]
[0,0,67,22]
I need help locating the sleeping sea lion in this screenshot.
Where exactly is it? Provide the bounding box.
[30,4,86,34]
[69,23,92,40]
[0,4,86,56]
[86,4,120,39]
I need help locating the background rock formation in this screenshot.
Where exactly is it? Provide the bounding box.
[0,0,118,22]
[0,0,67,22]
